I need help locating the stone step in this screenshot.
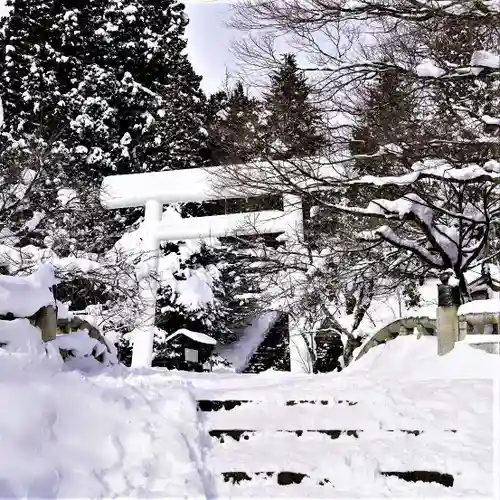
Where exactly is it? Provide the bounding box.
[220,470,454,488]
[209,428,457,443]
[197,398,358,412]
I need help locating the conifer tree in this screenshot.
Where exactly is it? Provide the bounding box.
[1,0,207,180]
[0,0,208,256]
[261,53,326,160]
[0,1,233,367]
[206,81,261,166]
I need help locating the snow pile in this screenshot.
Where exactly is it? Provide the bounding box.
[52,330,111,366]
[0,325,208,499]
[416,59,446,78]
[0,264,56,317]
[459,298,500,316]
[348,335,499,380]
[0,318,116,369]
[0,319,50,357]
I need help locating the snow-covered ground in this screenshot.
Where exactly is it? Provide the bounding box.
[1,323,498,498]
[0,323,209,498]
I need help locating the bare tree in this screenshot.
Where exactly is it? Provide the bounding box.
[218,0,500,293]
[204,0,500,370]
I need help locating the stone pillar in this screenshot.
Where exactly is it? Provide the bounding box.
[436,271,461,356]
[283,194,311,373]
[458,320,468,341]
[132,199,163,368]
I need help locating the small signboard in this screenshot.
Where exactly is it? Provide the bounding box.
[184,347,199,364]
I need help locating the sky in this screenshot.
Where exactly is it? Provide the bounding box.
[0,0,238,95]
[184,1,240,94]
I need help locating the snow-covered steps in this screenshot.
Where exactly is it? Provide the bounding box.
[220,470,455,488]
[196,385,490,497]
[208,428,458,443]
[197,398,358,412]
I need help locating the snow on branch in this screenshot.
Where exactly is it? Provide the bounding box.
[360,225,443,267]
[350,158,500,186]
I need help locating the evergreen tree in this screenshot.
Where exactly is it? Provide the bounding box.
[0,1,234,368]
[206,81,261,166]
[152,242,236,368]
[261,53,327,160]
[0,0,208,257]
[1,0,207,180]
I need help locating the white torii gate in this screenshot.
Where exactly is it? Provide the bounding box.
[100,162,336,372]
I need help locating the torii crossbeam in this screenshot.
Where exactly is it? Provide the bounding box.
[101,160,340,372]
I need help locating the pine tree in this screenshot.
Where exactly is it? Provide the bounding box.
[261,53,327,160]
[206,81,261,166]
[0,0,208,258]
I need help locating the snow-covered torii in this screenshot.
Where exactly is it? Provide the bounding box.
[100,161,338,372]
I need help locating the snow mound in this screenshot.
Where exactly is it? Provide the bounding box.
[459,298,500,315]
[0,319,49,356]
[348,334,499,380]
[0,264,56,317]
[0,321,208,499]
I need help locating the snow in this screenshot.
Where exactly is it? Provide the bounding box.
[416,59,446,78]
[470,50,500,75]
[0,319,48,355]
[192,335,497,497]
[365,194,433,221]
[154,210,289,241]
[100,157,345,209]
[0,316,498,498]
[482,114,500,126]
[353,159,500,187]
[165,328,217,345]
[459,298,500,316]
[0,321,207,499]
[349,334,499,380]
[217,311,280,371]
[52,330,107,358]
[57,188,78,207]
[0,264,56,317]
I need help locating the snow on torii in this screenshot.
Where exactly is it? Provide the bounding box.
[100,159,340,371]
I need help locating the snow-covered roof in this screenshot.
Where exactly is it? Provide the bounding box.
[164,328,217,346]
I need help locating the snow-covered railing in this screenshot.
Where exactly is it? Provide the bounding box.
[0,265,114,363]
[355,299,500,361]
[100,160,340,371]
[0,264,58,341]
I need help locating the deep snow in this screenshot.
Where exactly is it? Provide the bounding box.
[0,324,498,498]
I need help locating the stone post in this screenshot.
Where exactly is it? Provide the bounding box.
[436,271,461,356]
[35,306,57,342]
